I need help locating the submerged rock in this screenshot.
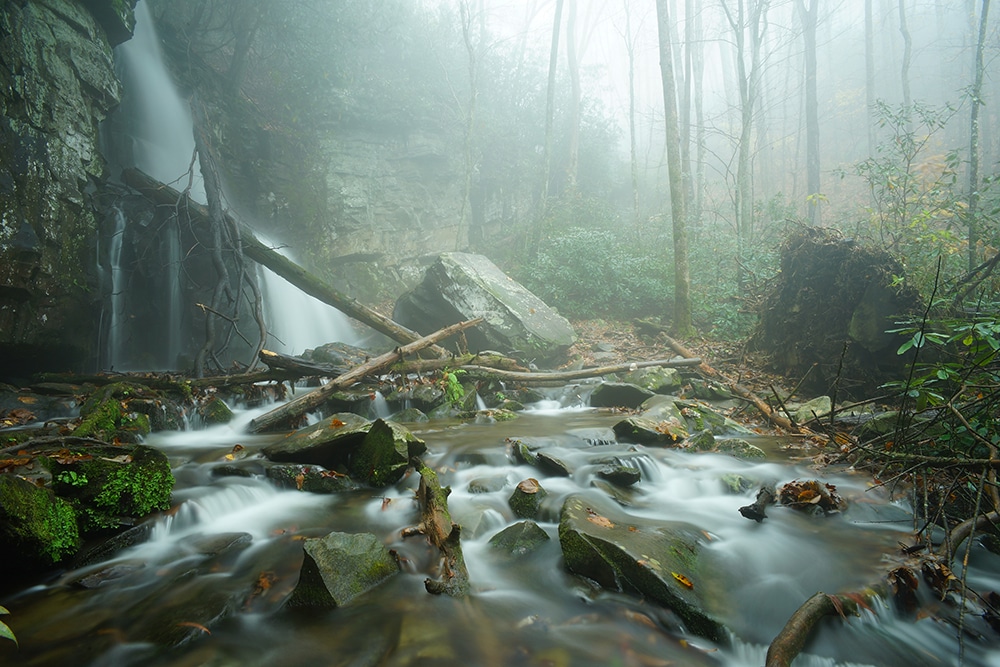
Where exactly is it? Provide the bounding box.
[266,464,360,494]
[288,531,399,607]
[393,252,576,364]
[558,493,725,642]
[489,520,550,558]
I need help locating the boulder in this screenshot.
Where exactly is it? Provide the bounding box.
[262,412,372,468]
[508,478,548,519]
[558,493,725,642]
[393,252,576,364]
[622,367,683,394]
[589,382,656,409]
[266,464,361,494]
[348,418,426,487]
[288,531,399,607]
[489,520,550,559]
[0,474,80,569]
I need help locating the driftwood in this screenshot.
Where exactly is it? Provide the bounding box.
[258,349,345,377]
[391,353,527,375]
[457,358,703,385]
[654,330,807,434]
[765,590,880,667]
[738,484,776,522]
[122,167,448,358]
[405,457,470,597]
[248,319,482,433]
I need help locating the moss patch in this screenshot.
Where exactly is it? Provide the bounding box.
[0,474,80,566]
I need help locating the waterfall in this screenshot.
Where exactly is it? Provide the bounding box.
[104,1,359,368]
[100,205,127,370]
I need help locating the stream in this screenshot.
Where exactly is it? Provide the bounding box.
[2,386,999,667]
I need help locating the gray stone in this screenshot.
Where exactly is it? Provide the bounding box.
[590,382,656,409]
[558,494,725,642]
[489,520,550,558]
[793,395,832,424]
[348,418,426,487]
[612,416,688,445]
[622,367,683,394]
[393,252,576,364]
[288,532,399,608]
[261,413,371,468]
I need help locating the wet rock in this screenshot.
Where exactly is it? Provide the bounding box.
[467,475,508,494]
[196,394,234,425]
[793,395,832,424]
[390,407,429,423]
[51,443,174,532]
[489,520,550,558]
[0,474,80,569]
[288,531,399,608]
[509,478,548,519]
[684,378,733,400]
[261,412,371,468]
[567,427,618,446]
[72,382,154,443]
[558,493,725,642]
[778,479,846,515]
[266,464,360,494]
[349,418,426,487]
[73,522,153,566]
[75,561,145,589]
[393,252,576,364]
[683,429,716,451]
[715,438,766,460]
[672,399,753,436]
[509,436,574,475]
[612,416,687,445]
[597,465,641,487]
[590,382,656,409]
[622,367,683,395]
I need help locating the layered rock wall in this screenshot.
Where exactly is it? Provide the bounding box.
[0,0,135,379]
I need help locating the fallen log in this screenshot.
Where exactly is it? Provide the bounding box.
[765,590,880,667]
[738,484,776,522]
[122,167,448,357]
[405,457,470,597]
[247,319,482,433]
[456,357,702,385]
[257,349,345,377]
[655,331,806,434]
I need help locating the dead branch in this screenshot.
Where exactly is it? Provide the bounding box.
[457,357,703,384]
[247,318,482,433]
[408,457,470,597]
[765,591,878,667]
[657,332,807,434]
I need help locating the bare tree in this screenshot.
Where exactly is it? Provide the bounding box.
[898,0,912,110]
[967,0,992,272]
[865,0,876,157]
[534,0,565,252]
[796,0,820,224]
[655,0,692,335]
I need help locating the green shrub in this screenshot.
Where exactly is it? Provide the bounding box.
[519,228,672,320]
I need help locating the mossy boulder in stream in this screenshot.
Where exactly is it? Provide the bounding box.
[72,382,153,442]
[349,418,426,487]
[262,412,372,468]
[590,382,656,409]
[288,531,399,607]
[558,493,726,643]
[49,444,173,532]
[0,474,81,568]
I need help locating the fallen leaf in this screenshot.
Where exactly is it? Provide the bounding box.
[671,572,694,589]
[176,621,211,635]
[585,508,615,528]
[294,473,305,490]
[329,418,345,429]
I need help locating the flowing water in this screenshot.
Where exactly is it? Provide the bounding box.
[2,389,999,667]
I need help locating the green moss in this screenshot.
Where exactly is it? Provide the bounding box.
[0,475,80,565]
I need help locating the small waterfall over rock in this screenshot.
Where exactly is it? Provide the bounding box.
[102,1,358,369]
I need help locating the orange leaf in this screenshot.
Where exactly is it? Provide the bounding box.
[671,572,694,589]
[294,473,305,490]
[329,418,345,429]
[176,621,211,635]
[585,508,615,528]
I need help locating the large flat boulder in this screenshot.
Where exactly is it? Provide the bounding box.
[288,531,399,607]
[393,253,576,364]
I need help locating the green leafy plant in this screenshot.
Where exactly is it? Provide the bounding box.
[439,369,466,406]
[57,470,88,487]
[0,605,17,647]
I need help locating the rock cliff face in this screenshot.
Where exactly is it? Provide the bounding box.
[0,0,135,379]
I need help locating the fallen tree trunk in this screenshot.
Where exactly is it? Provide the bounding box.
[122,167,448,357]
[405,457,470,597]
[457,357,703,385]
[248,318,482,433]
[765,590,879,667]
[654,331,806,434]
[258,349,345,377]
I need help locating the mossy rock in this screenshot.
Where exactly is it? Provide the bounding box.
[261,413,372,468]
[72,382,154,442]
[622,367,683,394]
[673,400,752,436]
[509,478,547,519]
[288,531,399,607]
[489,520,550,559]
[612,416,688,445]
[590,382,656,409]
[266,464,360,494]
[558,493,725,643]
[50,444,174,533]
[348,419,426,487]
[714,438,766,460]
[196,395,234,425]
[0,474,81,568]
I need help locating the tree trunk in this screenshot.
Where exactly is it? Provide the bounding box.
[623,0,641,232]
[967,0,991,272]
[121,168,448,358]
[865,0,876,157]
[565,0,581,190]
[247,318,483,433]
[797,0,821,225]
[655,0,692,336]
[898,0,912,110]
[533,0,565,252]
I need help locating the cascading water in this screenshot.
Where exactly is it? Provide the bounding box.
[99,204,127,370]
[104,1,359,368]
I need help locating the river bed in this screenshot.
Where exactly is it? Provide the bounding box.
[2,387,999,667]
